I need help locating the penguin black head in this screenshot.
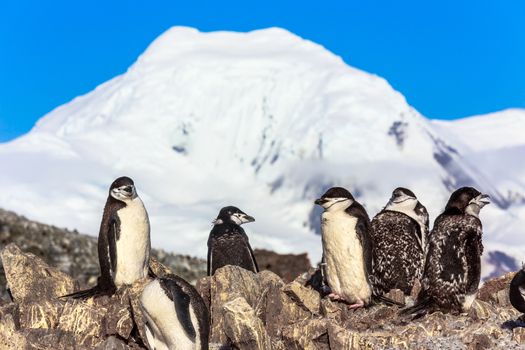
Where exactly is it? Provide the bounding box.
[384,187,417,209]
[315,187,355,211]
[109,176,137,202]
[445,187,490,216]
[214,206,255,225]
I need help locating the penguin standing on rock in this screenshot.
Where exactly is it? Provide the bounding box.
[402,187,489,315]
[509,266,525,314]
[315,187,373,309]
[140,274,210,350]
[207,206,258,276]
[371,187,429,295]
[64,176,151,298]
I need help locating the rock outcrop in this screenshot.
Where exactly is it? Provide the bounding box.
[0,208,312,302]
[0,208,207,301]
[200,265,524,350]
[2,240,525,349]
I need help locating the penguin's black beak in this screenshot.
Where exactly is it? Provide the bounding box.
[243,215,255,223]
[315,198,327,206]
[479,194,490,205]
[123,186,133,194]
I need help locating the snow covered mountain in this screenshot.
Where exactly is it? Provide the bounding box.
[0,27,523,278]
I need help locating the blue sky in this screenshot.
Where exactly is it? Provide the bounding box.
[0,1,524,142]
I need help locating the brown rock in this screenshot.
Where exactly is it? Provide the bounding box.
[0,312,27,349]
[495,288,511,307]
[282,281,321,315]
[477,271,515,303]
[385,289,405,306]
[223,297,272,350]
[468,299,495,321]
[148,255,174,278]
[127,278,153,347]
[410,278,422,300]
[513,327,525,344]
[19,299,63,329]
[265,280,311,338]
[467,333,493,350]
[96,336,130,350]
[281,318,328,350]
[1,243,77,303]
[104,289,134,339]
[58,299,107,347]
[209,266,263,345]
[22,328,78,349]
[327,322,361,350]
[254,249,311,282]
[196,276,212,311]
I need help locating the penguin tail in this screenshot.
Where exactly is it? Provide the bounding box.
[399,297,432,317]
[372,293,405,307]
[60,284,116,299]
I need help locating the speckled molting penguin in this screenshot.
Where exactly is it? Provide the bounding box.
[403,187,489,315]
[371,187,429,295]
[140,274,209,350]
[207,206,258,276]
[65,176,151,298]
[315,187,373,309]
[510,265,525,314]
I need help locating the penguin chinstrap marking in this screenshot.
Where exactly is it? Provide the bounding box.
[207,206,258,276]
[509,265,525,314]
[371,187,429,295]
[64,176,151,298]
[404,187,489,315]
[315,187,373,309]
[140,275,210,350]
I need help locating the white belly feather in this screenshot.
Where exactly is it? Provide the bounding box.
[322,211,371,303]
[114,197,150,286]
[141,279,200,350]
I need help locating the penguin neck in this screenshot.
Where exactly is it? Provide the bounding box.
[465,204,481,218]
[385,199,418,222]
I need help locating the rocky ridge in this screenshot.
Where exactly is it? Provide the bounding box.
[1,242,525,349]
[0,208,310,301]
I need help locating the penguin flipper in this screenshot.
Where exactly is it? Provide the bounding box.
[159,277,197,341]
[246,243,259,273]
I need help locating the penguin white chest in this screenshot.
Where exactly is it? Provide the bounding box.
[140,279,200,350]
[321,211,371,303]
[114,198,150,286]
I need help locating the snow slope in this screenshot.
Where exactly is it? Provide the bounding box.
[0,27,523,278]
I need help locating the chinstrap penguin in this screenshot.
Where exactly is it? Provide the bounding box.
[207,206,258,276]
[402,187,489,315]
[371,187,429,295]
[140,274,209,350]
[509,265,525,314]
[64,176,151,298]
[315,187,373,309]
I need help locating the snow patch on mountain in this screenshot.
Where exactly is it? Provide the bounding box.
[0,27,523,277]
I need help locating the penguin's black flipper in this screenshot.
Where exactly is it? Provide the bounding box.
[159,276,197,341]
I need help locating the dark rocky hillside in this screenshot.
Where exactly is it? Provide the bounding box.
[0,208,311,300]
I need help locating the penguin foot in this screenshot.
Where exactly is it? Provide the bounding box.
[348,299,365,309]
[328,293,345,302]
